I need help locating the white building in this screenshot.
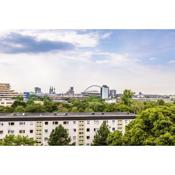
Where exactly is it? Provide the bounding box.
[0,98,15,107]
[0,112,135,145]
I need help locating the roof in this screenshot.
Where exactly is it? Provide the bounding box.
[0,112,136,121]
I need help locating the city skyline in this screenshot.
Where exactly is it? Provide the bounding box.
[0,30,175,94]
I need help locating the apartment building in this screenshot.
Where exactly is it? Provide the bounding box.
[0,83,19,99]
[0,112,135,145]
[0,98,15,107]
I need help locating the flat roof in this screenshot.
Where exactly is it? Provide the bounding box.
[0,112,136,121]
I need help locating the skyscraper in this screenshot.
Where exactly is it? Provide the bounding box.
[101,85,109,99]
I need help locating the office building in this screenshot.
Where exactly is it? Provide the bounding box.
[0,112,135,146]
[101,85,109,99]
[110,89,117,98]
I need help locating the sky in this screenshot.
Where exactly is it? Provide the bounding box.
[0,29,175,94]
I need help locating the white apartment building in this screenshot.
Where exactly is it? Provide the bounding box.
[0,112,135,145]
[0,98,15,107]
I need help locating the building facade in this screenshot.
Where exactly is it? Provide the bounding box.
[0,99,15,107]
[0,112,135,145]
[101,85,109,99]
[0,83,19,99]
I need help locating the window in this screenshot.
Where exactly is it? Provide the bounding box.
[63,121,69,125]
[44,137,48,141]
[79,132,83,134]
[8,130,14,134]
[112,128,115,131]
[94,128,96,132]
[0,123,3,126]
[19,122,25,125]
[45,122,48,125]
[8,122,15,126]
[86,136,90,139]
[19,130,25,134]
[0,131,3,134]
[86,128,90,132]
[45,129,48,133]
[73,128,76,132]
[73,136,76,140]
[87,120,90,124]
[118,120,122,124]
[112,120,115,124]
[73,121,76,124]
[30,122,33,125]
[53,121,58,125]
[30,130,33,133]
[118,127,122,130]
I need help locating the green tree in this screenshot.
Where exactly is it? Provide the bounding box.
[0,135,36,146]
[92,121,110,145]
[14,106,25,112]
[25,104,45,112]
[48,125,71,145]
[121,89,135,106]
[156,99,165,106]
[123,106,175,145]
[107,130,123,145]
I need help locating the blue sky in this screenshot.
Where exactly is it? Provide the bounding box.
[0,29,175,94]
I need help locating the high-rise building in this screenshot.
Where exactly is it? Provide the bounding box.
[110,89,117,98]
[0,83,19,99]
[34,87,42,94]
[23,92,30,102]
[101,85,109,99]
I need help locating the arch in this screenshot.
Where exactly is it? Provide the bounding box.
[84,85,101,92]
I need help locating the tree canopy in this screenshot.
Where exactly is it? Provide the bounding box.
[48,125,71,145]
[92,121,110,145]
[0,135,36,146]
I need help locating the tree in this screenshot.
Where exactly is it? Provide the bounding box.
[92,121,110,145]
[107,130,123,145]
[156,99,165,106]
[0,135,36,146]
[48,125,71,145]
[14,106,25,112]
[121,89,135,106]
[123,106,175,145]
[25,104,46,112]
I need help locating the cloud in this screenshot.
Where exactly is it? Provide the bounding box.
[12,30,103,48]
[0,33,74,54]
[168,59,175,64]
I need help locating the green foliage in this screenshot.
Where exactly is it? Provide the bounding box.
[121,89,135,106]
[48,125,71,145]
[14,106,25,112]
[123,106,175,145]
[92,121,110,145]
[25,104,46,112]
[107,130,123,145]
[0,135,36,146]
